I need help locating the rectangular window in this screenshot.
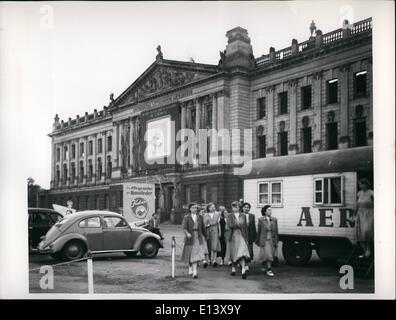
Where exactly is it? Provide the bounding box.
[279,131,288,156]
[278,92,288,115]
[354,119,367,147]
[354,71,367,98]
[314,177,343,205]
[326,123,338,150]
[71,144,76,159]
[80,142,85,157]
[327,79,338,104]
[257,97,266,119]
[258,181,283,206]
[301,85,312,109]
[98,138,103,154]
[191,109,196,130]
[258,135,266,158]
[107,136,112,152]
[89,141,93,155]
[56,148,60,162]
[302,127,312,153]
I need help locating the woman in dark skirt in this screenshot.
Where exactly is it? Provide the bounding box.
[204,203,221,267]
[227,201,251,279]
[218,206,227,266]
[256,205,279,277]
[181,203,207,278]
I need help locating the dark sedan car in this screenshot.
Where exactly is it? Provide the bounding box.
[38,210,164,261]
[28,208,63,250]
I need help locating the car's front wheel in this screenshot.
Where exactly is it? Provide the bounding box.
[62,240,86,261]
[140,238,159,258]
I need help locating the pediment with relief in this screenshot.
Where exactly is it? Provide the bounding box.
[115,61,218,106]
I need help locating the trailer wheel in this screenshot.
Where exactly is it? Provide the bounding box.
[282,239,312,266]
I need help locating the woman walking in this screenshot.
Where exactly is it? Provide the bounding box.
[218,206,228,266]
[181,203,207,278]
[355,178,374,258]
[204,203,221,267]
[227,201,251,279]
[256,205,279,277]
[198,205,210,267]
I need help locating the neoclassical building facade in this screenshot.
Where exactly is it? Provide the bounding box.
[40,18,372,222]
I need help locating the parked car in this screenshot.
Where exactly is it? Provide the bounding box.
[28,208,63,251]
[38,210,164,261]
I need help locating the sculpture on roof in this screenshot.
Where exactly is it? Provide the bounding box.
[156,45,163,60]
[310,20,317,37]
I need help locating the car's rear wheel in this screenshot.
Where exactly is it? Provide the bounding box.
[62,240,86,261]
[124,251,137,258]
[140,238,159,258]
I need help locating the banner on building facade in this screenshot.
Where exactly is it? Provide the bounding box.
[123,183,155,222]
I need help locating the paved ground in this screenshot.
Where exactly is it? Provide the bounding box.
[29,224,374,294]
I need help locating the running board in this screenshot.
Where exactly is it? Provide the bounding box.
[90,249,138,254]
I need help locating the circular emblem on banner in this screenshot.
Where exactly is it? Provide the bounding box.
[131,197,149,219]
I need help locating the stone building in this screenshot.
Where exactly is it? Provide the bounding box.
[40,18,372,222]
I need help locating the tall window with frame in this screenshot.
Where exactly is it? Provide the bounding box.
[89,141,93,156]
[278,131,288,156]
[107,156,112,178]
[79,161,84,182]
[327,79,338,104]
[326,122,338,150]
[258,135,266,158]
[56,148,60,162]
[278,92,288,115]
[71,144,76,159]
[301,127,312,153]
[258,181,283,206]
[71,163,76,183]
[257,97,266,119]
[64,146,69,161]
[80,142,85,157]
[354,118,367,147]
[314,176,343,205]
[98,138,103,154]
[354,71,367,98]
[301,85,312,110]
[107,136,112,152]
[97,157,102,178]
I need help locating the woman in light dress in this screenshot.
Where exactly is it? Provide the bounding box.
[198,205,209,267]
[355,178,374,258]
[226,201,251,279]
[181,203,207,278]
[204,203,221,267]
[256,205,279,277]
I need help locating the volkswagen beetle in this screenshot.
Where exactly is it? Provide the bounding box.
[38,210,163,261]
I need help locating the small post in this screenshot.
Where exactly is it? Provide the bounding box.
[87,250,94,294]
[171,236,176,279]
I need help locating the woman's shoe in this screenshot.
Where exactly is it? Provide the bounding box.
[266,270,274,277]
[193,274,198,279]
[231,271,236,276]
[203,261,208,268]
[213,262,218,267]
[242,272,247,279]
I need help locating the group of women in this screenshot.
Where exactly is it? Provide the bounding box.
[181,200,279,279]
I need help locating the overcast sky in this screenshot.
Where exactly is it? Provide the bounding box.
[0,1,385,188]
